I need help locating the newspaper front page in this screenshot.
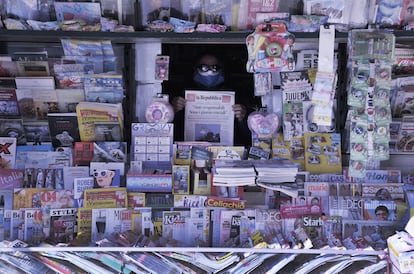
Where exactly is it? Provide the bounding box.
[184,90,235,145]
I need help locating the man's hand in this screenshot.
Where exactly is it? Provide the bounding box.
[172,96,186,113]
[232,104,246,122]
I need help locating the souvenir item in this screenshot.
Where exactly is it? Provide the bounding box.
[246,22,295,73]
[247,111,279,139]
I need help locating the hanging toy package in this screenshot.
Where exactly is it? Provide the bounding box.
[246,22,295,73]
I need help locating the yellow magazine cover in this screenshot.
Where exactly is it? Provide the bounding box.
[127,192,145,208]
[13,188,49,210]
[304,132,342,174]
[76,102,123,142]
[83,187,127,209]
[76,208,92,244]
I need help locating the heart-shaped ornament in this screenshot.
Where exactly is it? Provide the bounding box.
[248,111,280,137]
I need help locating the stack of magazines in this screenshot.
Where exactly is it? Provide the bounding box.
[253,159,299,183]
[212,159,257,186]
[253,159,301,198]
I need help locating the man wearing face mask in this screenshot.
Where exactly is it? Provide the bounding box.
[171,52,253,147]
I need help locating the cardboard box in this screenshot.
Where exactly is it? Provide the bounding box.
[388,232,414,273]
[387,217,414,273]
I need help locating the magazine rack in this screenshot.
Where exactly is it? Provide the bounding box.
[0,29,412,273]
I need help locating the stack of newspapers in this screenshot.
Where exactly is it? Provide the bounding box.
[253,159,300,198]
[212,159,257,186]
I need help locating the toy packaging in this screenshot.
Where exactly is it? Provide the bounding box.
[246,22,295,73]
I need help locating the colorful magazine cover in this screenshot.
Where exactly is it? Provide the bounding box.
[76,102,123,142]
[76,208,92,243]
[92,141,127,162]
[13,188,48,210]
[362,199,397,221]
[91,207,126,242]
[73,142,94,166]
[8,210,22,241]
[63,166,90,190]
[49,208,77,243]
[54,1,102,25]
[131,122,174,163]
[0,136,17,169]
[0,168,23,189]
[47,112,80,148]
[73,177,94,208]
[83,187,127,209]
[0,89,20,117]
[22,208,43,244]
[302,215,342,248]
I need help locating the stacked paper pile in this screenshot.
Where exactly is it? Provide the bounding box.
[254,159,298,183]
[212,160,257,186]
[253,159,300,198]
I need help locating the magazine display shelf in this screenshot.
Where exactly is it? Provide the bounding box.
[0,246,386,256]
[1,29,413,271]
[0,29,350,44]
